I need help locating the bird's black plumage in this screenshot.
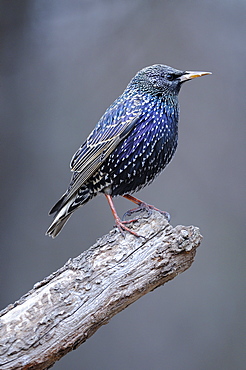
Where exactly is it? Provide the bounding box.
[46,64,211,237]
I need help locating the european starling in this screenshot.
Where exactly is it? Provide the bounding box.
[46,64,211,238]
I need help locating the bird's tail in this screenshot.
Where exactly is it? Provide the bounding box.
[46,186,92,238]
[46,213,72,238]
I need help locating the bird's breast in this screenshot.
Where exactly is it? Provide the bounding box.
[99,97,179,196]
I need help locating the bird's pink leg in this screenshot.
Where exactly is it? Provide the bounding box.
[104,194,142,237]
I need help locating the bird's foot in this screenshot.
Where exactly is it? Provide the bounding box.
[104,193,145,238]
[122,194,170,222]
[122,200,170,223]
[146,204,170,222]
[122,205,151,222]
[115,218,146,238]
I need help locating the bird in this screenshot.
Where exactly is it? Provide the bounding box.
[46,64,211,238]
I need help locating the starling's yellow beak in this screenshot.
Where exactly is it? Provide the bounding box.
[180,71,212,82]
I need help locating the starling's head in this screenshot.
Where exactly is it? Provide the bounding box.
[131,64,211,97]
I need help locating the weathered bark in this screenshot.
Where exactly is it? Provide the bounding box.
[0,211,202,370]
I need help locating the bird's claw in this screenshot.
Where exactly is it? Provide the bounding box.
[122,205,151,221]
[114,218,146,239]
[158,210,170,222]
[122,203,170,223]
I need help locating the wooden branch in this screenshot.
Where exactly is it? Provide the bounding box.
[0,211,202,370]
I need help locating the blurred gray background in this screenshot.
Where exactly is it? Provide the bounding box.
[1,1,245,369]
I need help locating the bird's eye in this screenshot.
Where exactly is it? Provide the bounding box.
[166,74,175,81]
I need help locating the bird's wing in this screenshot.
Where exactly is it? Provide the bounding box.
[66,97,141,196]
